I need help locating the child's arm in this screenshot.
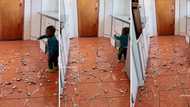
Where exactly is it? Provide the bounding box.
[38,35,48,40]
[114,34,121,40]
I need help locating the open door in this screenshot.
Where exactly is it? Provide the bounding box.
[0,0,24,40]
[156,0,175,35]
[132,0,143,39]
[77,0,99,37]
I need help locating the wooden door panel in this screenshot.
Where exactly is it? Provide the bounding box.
[0,0,24,40]
[77,0,99,37]
[156,0,175,35]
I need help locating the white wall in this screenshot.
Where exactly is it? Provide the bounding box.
[62,0,78,38]
[113,0,130,16]
[98,0,106,36]
[24,0,59,40]
[30,0,42,40]
[101,0,130,37]
[144,0,157,36]
[102,0,113,36]
[42,0,58,12]
[24,0,31,40]
[175,0,187,36]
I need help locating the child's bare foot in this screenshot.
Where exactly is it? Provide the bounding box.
[48,68,55,73]
[54,67,58,71]
[118,60,122,63]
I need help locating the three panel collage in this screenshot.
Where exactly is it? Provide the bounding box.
[0,0,190,107]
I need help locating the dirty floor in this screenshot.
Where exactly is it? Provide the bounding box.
[61,37,130,107]
[0,41,58,107]
[135,36,190,107]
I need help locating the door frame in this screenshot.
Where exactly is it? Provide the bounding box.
[76,0,100,37]
[21,0,25,39]
[155,0,175,35]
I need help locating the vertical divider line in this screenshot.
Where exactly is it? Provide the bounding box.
[58,0,61,107]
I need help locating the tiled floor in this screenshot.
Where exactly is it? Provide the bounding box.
[135,36,190,107]
[0,41,58,107]
[61,37,130,107]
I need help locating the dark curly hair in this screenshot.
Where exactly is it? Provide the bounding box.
[122,27,129,35]
[46,25,56,34]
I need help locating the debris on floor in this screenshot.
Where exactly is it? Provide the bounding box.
[61,37,129,106]
[135,36,190,107]
[0,64,6,73]
[0,41,58,106]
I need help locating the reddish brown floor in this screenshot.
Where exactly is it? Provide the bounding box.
[61,37,130,107]
[0,41,58,107]
[135,36,190,107]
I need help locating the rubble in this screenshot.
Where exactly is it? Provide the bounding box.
[47,80,51,83]
[39,83,43,86]
[73,104,78,107]
[53,93,57,96]
[88,94,100,100]
[0,64,6,72]
[29,81,37,85]
[92,66,97,70]
[26,92,31,96]
[25,53,30,56]
[5,81,12,85]
[62,38,130,106]
[88,73,96,78]
[17,89,22,93]
[71,60,77,64]
[16,78,22,82]
[12,86,17,89]
[103,89,109,94]
[162,64,167,67]
[74,92,79,97]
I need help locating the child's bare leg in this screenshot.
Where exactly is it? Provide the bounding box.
[53,57,58,71]
[48,56,55,72]
[123,48,127,60]
[48,58,53,69]
[118,48,123,62]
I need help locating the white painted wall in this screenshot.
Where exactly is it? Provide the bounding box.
[144,0,157,36]
[187,1,190,17]
[102,0,113,36]
[113,0,130,16]
[41,0,58,12]
[186,1,190,44]
[63,0,78,38]
[23,0,31,40]
[24,0,58,40]
[30,0,42,40]
[98,0,106,36]
[175,0,187,36]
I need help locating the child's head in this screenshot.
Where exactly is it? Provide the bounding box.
[122,27,129,36]
[46,26,56,37]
